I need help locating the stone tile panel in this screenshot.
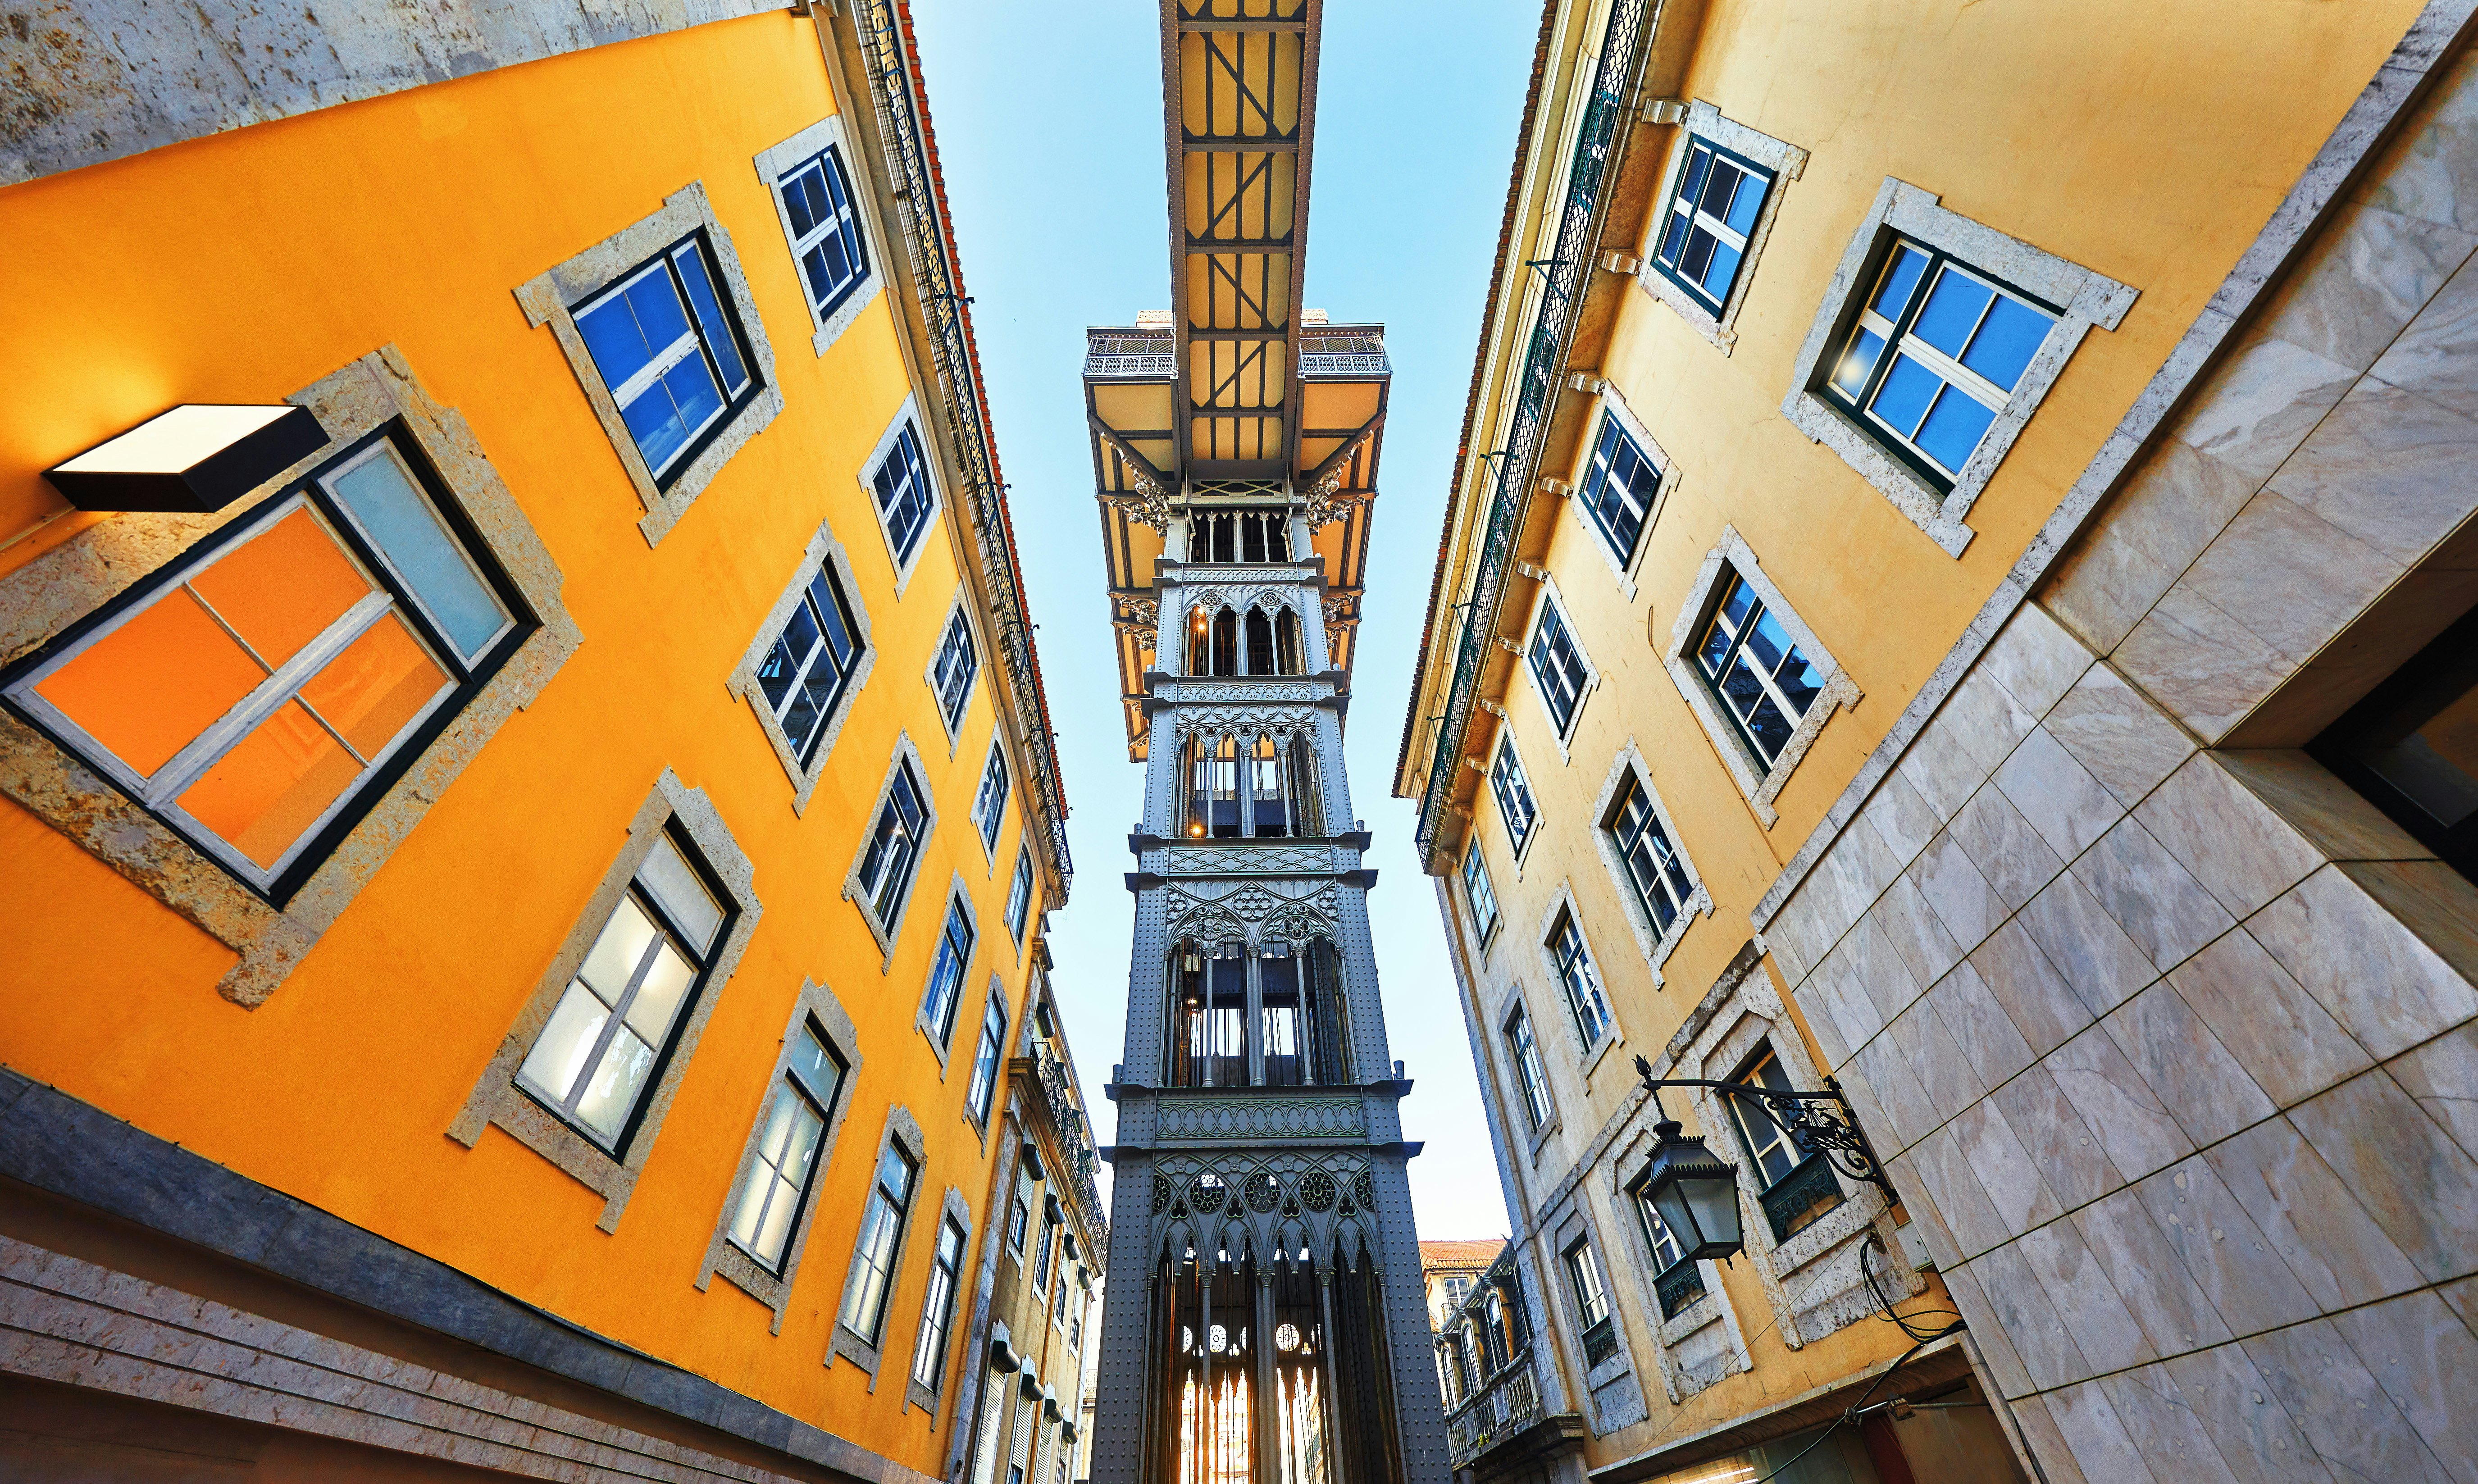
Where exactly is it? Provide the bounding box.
[2133,1156,2322,1339]
[2098,1364,2249,1484]
[2115,583,2301,741]
[2388,1020,2478,1160]
[2101,981,2277,1147]
[1850,1032,1941,1153]
[1926,959,2039,1089]
[1953,1100,2064,1238]
[1939,1258,2033,1398]
[2255,200,2478,371]
[2286,1068,2478,1284]
[2369,250,2478,420]
[1859,766,1942,871]
[2248,864,2478,1059]
[1869,872,1965,993]
[2042,1378,2164,1483]
[1970,920,2096,1058]
[2207,1117,2426,1313]
[2018,1218,2156,1375]
[1909,1122,2013,1259]
[1996,725,2128,863]
[1991,1062,2124,1209]
[2268,376,2478,565]
[2179,488,2406,663]
[2018,873,2159,1017]
[1971,1241,2092,1391]
[1981,602,2096,720]
[2042,659,2200,809]
[1888,996,1986,1129]
[1909,828,2008,956]
[2048,1026,2195,1181]
[2328,1290,2478,1482]
[2243,1319,2455,1484]
[2074,1188,2235,1357]
[2136,753,2328,918]
[2073,816,2237,972]
[2043,434,2273,656]
[1950,783,2069,912]
[2158,1342,2341,1484]
[2006,1394,2094,1484]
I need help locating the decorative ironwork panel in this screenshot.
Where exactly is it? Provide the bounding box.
[1156,1095,1367,1141]
[1758,1153,1845,1244]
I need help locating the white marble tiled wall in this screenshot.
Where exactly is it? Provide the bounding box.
[1763,47,2478,1484]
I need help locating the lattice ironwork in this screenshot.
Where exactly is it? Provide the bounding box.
[1654,1259,1705,1320]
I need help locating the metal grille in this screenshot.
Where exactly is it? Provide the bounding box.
[1413,0,1649,862]
[1444,1353,1542,1468]
[1085,331,1175,378]
[1759,1153,1845,1244]
[856,0,1074,894]
[1654,1260,1705,1320]
[1297,332,1390,376]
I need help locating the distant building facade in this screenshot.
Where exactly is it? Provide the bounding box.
[0,0,1100,1478]
[1397,0,2478,1482]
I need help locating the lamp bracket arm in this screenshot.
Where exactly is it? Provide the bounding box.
[1635,1073,1895,1196]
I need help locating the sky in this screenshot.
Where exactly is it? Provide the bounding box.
[908,0,1538,1243]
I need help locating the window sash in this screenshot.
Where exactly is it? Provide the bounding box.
[843,1145,916,1343]
[1578,414,1660,562]
[974,742,1011,847]
[574,239,754,482]
[1490,744,1538,855]
[1005,847,1034,941]
[1727,1049,1805,1188]
[875,423,936,563]
[756,563,863,767]
[859,764,928,923]
[934,611,978,727]
[728,1074,829,1270]
[1635,1191,1687,1271]
[1550,918,1611,1047]
[1564,1244,1610,1328]
[1513,1007,1556,1125]
[1461,845,1501,942]
[779,145,870,318]
[1528,603,1588,735]
[1694,570,1823,768]
[912,1218,966,1390]
[5,454,519,892]
[1653,138,1774,311]
[1608,774,1693,933]
[967,995,1007,1120]
[922,897,975,1041]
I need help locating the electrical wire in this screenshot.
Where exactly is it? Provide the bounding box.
[1860,1233,1963,1344]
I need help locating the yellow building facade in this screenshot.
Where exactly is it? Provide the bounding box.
[0,2,1102,1479]
[1399,0,2478,1481]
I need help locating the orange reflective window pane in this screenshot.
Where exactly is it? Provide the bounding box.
[298,612,450,759]
[33,588,264,777]
[190,507,373,669]
[176,700,362,868]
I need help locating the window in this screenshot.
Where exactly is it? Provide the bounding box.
[1054,1261,1074,1329]
[5,438,525,899]
[1461,842,1502,944]
[574,236,758,485]
[1576,413,1662,565]
[1726,1045,1843,1243]
[920,895,976,1044]
[1005,846,1035,942]
[1185,509,1291,563]
[857,757,930,930]
[1504,1004,1554,1132]
[1605,769,1694,935]
[1070,1290,1088,1349]
[778,144,870,320]
[1008,1166,1034,1255]
[1527,597,1589,737]
[1824,240,2056,486]
[873,419,938,569]
[1632,1184,1706,1319]
[972,741,1011,851]
[1034,1206,1059,1288]
[966,990,1008,1122]
[933,608,978,732]
[912,1217,966,1391]
[1548,912,1613,1049]
[1652,138,1774,314]
[727,1024,846,1270]
[841,1142,917,1345]
[1490,740,1539,856]
[517,830,726,1148]
[1563,1240,1618,1368]
[1444,1275,1473,1309]
[754,560,864,767]
[1694,567,1825,769]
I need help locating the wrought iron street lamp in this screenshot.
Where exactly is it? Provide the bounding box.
[1629,1053,1895,1264]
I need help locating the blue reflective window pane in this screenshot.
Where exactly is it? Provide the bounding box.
[625,272,692,354]
[1870,354,1941,437]
[783,167,823,238]
[810,571,856,666]
[673,246,749,396]
[576,293,658,389]
[1723,171,1766,234]
[1657,211,1690,267]
[1703,241,1743,299]
[326,455,506,662]
[1911,268,1993,360]
[620,381,694,475]
[1721,656,1770,724]
[1745,692,1793,759]
[1679,147,1712,209]
[1830,327,1886,399]
[1914,385,1998,473]
[1696,619,1732,678]
[1742,609,1790,677]
[1680,227,1716,282]
[1961,293,2050,392]
[759,603,821,710]
[662,356,725,439]
[1721,574,1757,629]
[1871,245,1930,319]
[1701,159,1742,214]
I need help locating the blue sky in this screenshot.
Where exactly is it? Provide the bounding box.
[911,0,1537,1241]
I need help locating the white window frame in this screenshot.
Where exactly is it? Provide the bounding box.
[1460,838,1503,947]
[1502,999,1555,1136]
[964,981,1010,1128]
[1004,844,1034,945]
[1588,740,1713,987]
[1538,886,1620,1070]
[1781,178,2135,556]
[1560,386,1676,596]
[911,1209,971,1401]
[1634,102,1808,353]
[1663,528,1860,828]
[1490,733,1542,865]
[845,734,938,965]
[726,518,875,815]
[971,736,1011,858]
[829,1106,927,1373]
[928,601,981,749]
[516,182,781,547]
[861,398,943,595]
[754,114,887,357]
[1523,581,1597,751]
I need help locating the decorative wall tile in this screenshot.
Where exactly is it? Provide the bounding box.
[2042,1378,2164,1482]
[2242,1320,2455,1484]
[1970,920,2096,1057]
[2267,378,2478,565]
[2043,436,2269,657]
[2098,1364,2249,1484]
[1940,1258,2033,1397]
[1951,783,2069,911]
[2328,1290,2478,1482]
[2018,873,2159,1016]
[1870,872,1964,992]
[2368,251,2478,421]
[1845,910,1927,1027]
[1972,1242,2092,1390]
[2176,331,2363,483]
[2073,816,2237,972]
[2047,1026,2194,1180]
[2158,1342,2343,1484]
[2286,1070,2478,1284]
[2180,489,2403,665]
[2134,1156,2321,1339]
[2255,200,2478,372]
[2136,755,2326,918]
[2075,1188,2235,1355]
[1953,1101,2064,1237]
[1860,768,1942,870]
[1983,602,2096,719]
[2019,1218,2155,1374]
[2248,865,2478,1059]
[1911,1122,2013,1258]
[1895,729,1982,823]
[2042,660,2200,810]
[2115,583,2300,741]
[2102,982,2276,1147]
[1889,997,1986,1127]
[2207,1118,2425,1313]
[2166,929,2374,1109]
[1851,1032,1941,1152]
[1927,959,2038,1088]
[1991,1063,2124,1209]
[1936,670,2040,780]
[1997,727,2127,862]
[1909,829,2007,955]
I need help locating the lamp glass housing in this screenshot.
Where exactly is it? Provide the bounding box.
[1639,1124,1745,1262]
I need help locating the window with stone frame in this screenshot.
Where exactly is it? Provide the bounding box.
[1526,592,1592,739]
[3,432,531,903]
[848,741,936,957]
[1603,764,1696,938]
[1503,1001,1554,1132]
[839,1137,918,1349]
[1649,136,1776,317]
[1033,1202,1060,1289]
[1004,844,1035,942]
[972,737,1011,852]
[911,1216,967,1392]
[1007,1161,1036,1257]
[723,1019,846,1274]
[1546,910,1614,1051]
[966,986,1009,1124]
[932,606,979,735]
[919,892,976,1047]
[1779,178,2133,555]
[1576,411,1663,567]
[1694,566,1824,771]
[1461,839,1502,944]
[1562,1237,1619,1369]
[1490,737,1540,857]
[730,525,874,814]
[776,142,869,323]
[860,402,941,590]
[1722,1043,1842,1244]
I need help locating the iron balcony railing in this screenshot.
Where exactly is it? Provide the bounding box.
[1445,1351,1545,1469]
[1297,332,1390,377]
[1030,1038,1108,1244]
[1413,0,1650,862]
[1084,331,1175,379]
[1082,328,1389,381]
[856,0,1072,895]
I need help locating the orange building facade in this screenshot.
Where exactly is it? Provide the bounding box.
[0,2,1104,1480]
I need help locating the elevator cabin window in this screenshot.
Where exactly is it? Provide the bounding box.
[1168,941,1349,1088]
[1186,509,1291,564]
[1183,733,1321,839]
[1186,605,1303,677]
